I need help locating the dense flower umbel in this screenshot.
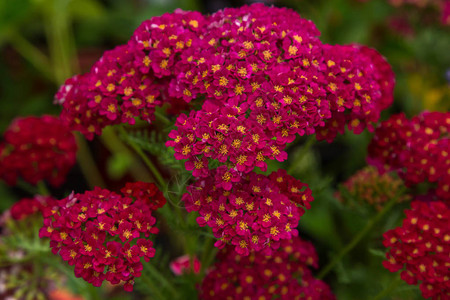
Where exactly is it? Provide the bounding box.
[383,200,450,299]
[314,44,394,142]
[182,169,313,255]
[368,112,450,201]
[166,5,394,175]
[336,166,411,211]
[56,10,206,139]
[55,4,393,171]
[39,182,164,291]
[0,116,77,186]
[199,237,335,300]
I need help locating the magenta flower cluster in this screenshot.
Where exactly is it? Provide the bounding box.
[163,4,392,255]
[368,112,449,201]
[55,10,205,139]
[182,169,313,255]
[0,115,77,187]
[56,4,393,151]
[166,6,394,175]
[51,4,393,286]
[199,236,335,300]
[383,200,449,299]
[54,4,393,242]
[39,182,165,291]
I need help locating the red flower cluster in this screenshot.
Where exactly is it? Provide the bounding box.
[336,166,410,211]
[182,169,313,255]
[166,5,394,175]
[56,5,393,169]
[0,115,77,186]
[10,196,57,221]
[315,44,394,142]
[383,200,450,299]
[121,181,166,211]
[56,11,206,139]
[39,182,165,291]
[199,237,335,300]
[368,112,449,201]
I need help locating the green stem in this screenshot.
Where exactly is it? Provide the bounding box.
[42,0,79,84]
[39,1,105,193]
[31,258,43,300]
[100,127,153,182]
[116,126,194,255]
[143,263,179,299]
[370,276,403,300]
[200,237,218,274]
[75,133,106,189]
[36,181,50,196]
[139,270,169,300]
[154,110,172,126]
[86,284,102,300]
[317,195,399,279]
[118,127,166,189]
[8,33,55,83]
[287,135,316,174]
[41,255,100,300]
[16,180,38,195]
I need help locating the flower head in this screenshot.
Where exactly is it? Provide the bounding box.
[57,10,206,139]
[368,112,449,200]
[182,168,313,255]
[199,236,335,300]
[166,5,394,176]
[383,200,450,299]
[53,5,393,179]
[0,115,77,186]
[336,166,411,211]
[39,182,165,291]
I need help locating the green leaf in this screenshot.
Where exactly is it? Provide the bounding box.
[368,248,386,258]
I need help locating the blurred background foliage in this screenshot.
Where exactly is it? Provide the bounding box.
[0,0,448,299]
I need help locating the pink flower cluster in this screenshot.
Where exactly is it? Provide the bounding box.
[166,5,394,175]
[0,115,77,186]
[56,11,206,139]
[10,196,57,221]
[182,169,313,256]
[199,236,335,300]
[368,112,449,201]
[39,182,165,291]
[383,200,449,299]
[56,5,393,162]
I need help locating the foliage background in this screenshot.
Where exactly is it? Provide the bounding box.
[0,0,448,299]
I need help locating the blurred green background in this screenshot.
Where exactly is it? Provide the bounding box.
[0,0,448,299]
